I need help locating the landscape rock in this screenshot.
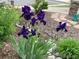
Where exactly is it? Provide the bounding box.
[56,57,62,59]
[48,55,55,59]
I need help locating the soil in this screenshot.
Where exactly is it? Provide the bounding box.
[0,42,19,59]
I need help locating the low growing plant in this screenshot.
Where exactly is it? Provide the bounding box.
[10,36,54,59]
[57,38,79,59]
[0,7,20,41]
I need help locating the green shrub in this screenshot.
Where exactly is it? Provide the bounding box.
[10,36,54,59]
[0,7,20,41]
[57,38,79,59]
[32,0,48,13]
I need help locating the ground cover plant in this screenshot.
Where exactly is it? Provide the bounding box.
[0,6,20,41]
[57,38,79,59]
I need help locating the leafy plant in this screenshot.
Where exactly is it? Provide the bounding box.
[57,38,79,59]
[0,7,20,41]
[32,0,48,13]
[10,36,54,59]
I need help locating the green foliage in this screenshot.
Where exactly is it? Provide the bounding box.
[32,0,48,13]
[0,2,5,8]
[41,2,48,9]
[0,7,20,41]
[10,36,53,59]
[0,42,4,48]
[57,38,79,59]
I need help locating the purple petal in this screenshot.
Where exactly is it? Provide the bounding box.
[22,5,31,13]
[18,26,29,38]
[31,17,37,26]
[31,29,36,36]
[37,10,45,20]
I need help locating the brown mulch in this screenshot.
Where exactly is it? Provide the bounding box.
[41,12,79,40]
[0,42,19,59]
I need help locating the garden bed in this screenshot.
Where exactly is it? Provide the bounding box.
[0,11,79,59]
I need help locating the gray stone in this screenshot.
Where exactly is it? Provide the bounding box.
[54,52,60,57]
[49,44,57,55]
[47,43,57,55]
[56,57,62,59]
[48,55,55,59]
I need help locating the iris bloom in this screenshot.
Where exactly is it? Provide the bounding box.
[37,10,46,25]
[22,5,31,13]
[37,10,45,20]
[21,6,46,25]
[18,26,29,39]
[18,26,37,38]
[31,29,36,36]
[31,17,37,26]
[21,5,34,20]
[56,22,67,32]
[18,6,47,38]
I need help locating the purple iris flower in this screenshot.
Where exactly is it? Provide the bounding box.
[31,29,36,36]
[22,5,31,13]
[31,17,37,26]
[18,26,29,39]
[21,5,34,20]
[37,10,45,21]
[56,22,67,32]
[37,10,46,25]
[23,13,32,20]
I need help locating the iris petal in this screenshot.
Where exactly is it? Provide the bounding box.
[22,5,31,13]
[24,14,31,20]
[21,5,32,20]
[37,10,45,21]
[31,29,36,36]
[18,26,29,38]
[31,17,37,26]
[56,22,67,32]
[30,12,34,16]
[41,20,46,25]
[60,23,66,29]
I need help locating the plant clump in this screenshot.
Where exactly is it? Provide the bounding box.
[57,38,79,59]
